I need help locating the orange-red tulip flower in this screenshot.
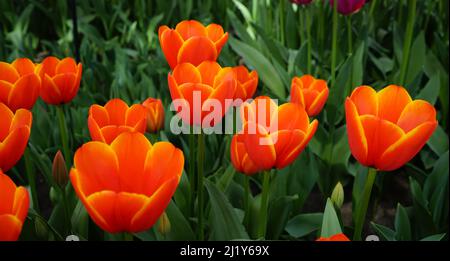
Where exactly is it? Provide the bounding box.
[158,20,228,69]
[36,56,82,105]
[142,98,165,133]
[238,96,318,171]
[0,103,32,172]
[0,58,41,112]
[88,98,147,144]
[70,132,184,233]
[345,85,438,171]
[0,170,29,241]
[316,233,351,241]
[290,75,329,117]
[168,61,236,126]
[230,134,259,175]
[232,65,258,102]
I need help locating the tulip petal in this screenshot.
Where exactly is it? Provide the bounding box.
[125,104,147,130]
[105,98,129,125]
[0,103,13,141]
[55,57,77,74]
[0,214,22,241]
[84,191,118,233]
[290,78,306,108]
[378,121,437,171]
[243,122,276,170]
[73,142,120,196]
[172,63,202,84]
[177,37,217,67]
[0,172,16,214]
[276,103,309,132]
[349,85,378,116]
[360,115,405,167]
[12,58,35,76]
[175,20,207,40]
[9,109,32,131]
[110,132,151,194]
[88,116,106,143]
[377,85,412,123]
[89,105,110,127]
[397,100,436,133]
[308,87,329,116]
[272,129,306,169]
[38,56,59,78]
[0,127,30,172]
[197,61,222,86]
[12,187,29,222]
[130,177,179,232]
[143,142,184,196]
[8,74,40,111]
[116,192,148,232]
[160,29,184,69]
[0,62,19,83]
[206,23,225,42]
[0,80,13,106]
[345,98,368,165]
[51,73,76,103]
[40,75,62,105]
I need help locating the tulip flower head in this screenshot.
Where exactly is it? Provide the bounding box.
[168,61,236,127]
[36,56,82,105]
[316,233,350,241]
[142,97,165,133]
[330,0,366,15]
[345,85,437,171]
[232,96,318,173]
[290,75,329,117]
[0,103,32,172]
[88,98,147,144]
[159,20,228,69]
[70,132,184,233]
[0,58,41,112]
[0,170,29,241]
[232,65,258,102]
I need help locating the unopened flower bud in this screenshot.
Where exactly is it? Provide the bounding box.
[157,212,171,235]
[52,150,68,188]
[331,182,344,209]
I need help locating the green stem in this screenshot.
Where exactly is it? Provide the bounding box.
[399,0,416,85]
[56,106,71,169]
[197,131,205,240]
[279,0,285,45]
[331,0,338,86]
[60,186,71,235]
[257,170,270,239]
[298,7,305,46]
[306,7,312,74]
[318,2,325,74]
[189,132,196,215]
[243,175,250,228]
[24,147,40,213]
[353,167,377,241]
[346,16,352,55]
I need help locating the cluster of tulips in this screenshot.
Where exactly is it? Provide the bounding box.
[0,15,437,241]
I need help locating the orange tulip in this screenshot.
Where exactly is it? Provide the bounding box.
[316,233,351,241]
[345,85,437,171]
[88,98,147,144]
[158,20,228,69]
[0,170,29,241]
[70,132,184,233]
[168,61,236,126]
[142,98,165,133]
[290,75,329,117]
[230,134,259,175]
[36,56,82,105]
[0,102,32,172]
[232,65,258,102]
[0,58,41,111]
[237,96,318,171]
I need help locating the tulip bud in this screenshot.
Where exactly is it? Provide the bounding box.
[142,98,165,133]
[331,182,344,209]
[35,216,49,240]
[52,150,68,188]
[157,212,171,235]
